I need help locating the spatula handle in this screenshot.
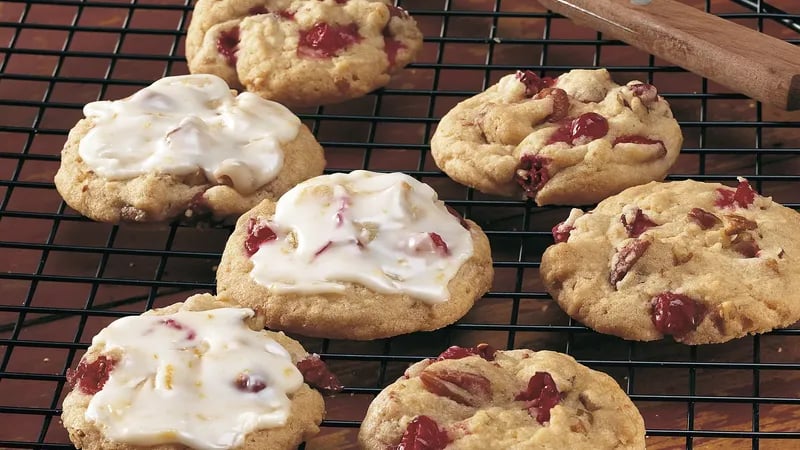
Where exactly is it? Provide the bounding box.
[537,0,800,110]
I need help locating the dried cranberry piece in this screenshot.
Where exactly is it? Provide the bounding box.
[216,26,240,66]
[66,355,116,395]
[547,113,609,145]
[335,197,350,227]
[621,207,657,238]
[248,5,268,14]
[161,318,197,340]
[445,205,470,230]
[298,23,361,58]
[715,179,757,209]
[297,354,343,394]
[515,154,550,199]
[515,70,555,97]
[551,221,574,243]
[688,208,721,230]
[651,292,705,336]
[609,239,651,287]
[314,241,333,258]
[436,343,496,361]
[428,232,450,256]
[384,36,404,67]
[515,372,560,424]
[397,415,450,450]
[570,112,609,143]
[629,83,658,104]
[234,373,267,393]
[244,217,277,256]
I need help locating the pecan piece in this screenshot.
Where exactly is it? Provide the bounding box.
[420,368,492,407]
[687,208,720,230]
[723,214,758,236]
[609,239,651,287]
[534,87,569,122]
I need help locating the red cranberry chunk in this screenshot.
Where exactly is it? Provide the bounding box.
[297,354,343,394]
[552,221,574,243]
[428,232,450,256]
[234,373,267,393]
[621,207,657,238]
[384,36,405,67]
[651,292,704,336]
[629,83,658,104]
[515,70,555,97]
[244,217,277,257]
[216,26,240,66]
[609,239,651,287]
[715,179,757,209]
[161,318,197,340]
[397,415,450,450]
[515,371,560,424]
[571,112,609,144]
[436,343,496,362]
[314,241,333,258]
[515,154,550,199]
[298,23,361,58]
[445,205,470,230]
[688,208,721,230]
[547,113,609,145]
[66,355,116,395]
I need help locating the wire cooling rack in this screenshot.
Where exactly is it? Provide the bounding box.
[2,0,800,448]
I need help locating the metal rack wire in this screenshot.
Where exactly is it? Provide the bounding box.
[1,0,799,448]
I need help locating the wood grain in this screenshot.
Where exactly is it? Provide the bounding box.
[537,0,800,110]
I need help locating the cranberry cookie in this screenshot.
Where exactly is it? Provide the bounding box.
[185,0,423,107]
[431,69,683,205]
[54,74,325,223]
[359,345,645,449]
[541,178,800,345]
[61,293,341,450]
[215,170,494,340]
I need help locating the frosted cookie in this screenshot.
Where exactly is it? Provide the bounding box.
[540,178,800,345]
[430,69,683,205]
[215,170,494,340]
[185,0,423,107]
[358,345,645,449]
[61,293,341,450]
[54,74,325,223]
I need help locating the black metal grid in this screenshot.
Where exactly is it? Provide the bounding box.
[2,0,800,448]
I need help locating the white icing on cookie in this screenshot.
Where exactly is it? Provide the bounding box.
[78,74,301,194]
[84,308,303,448]
[248,171,474,303]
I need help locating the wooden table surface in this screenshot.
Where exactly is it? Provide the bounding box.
[0,0,799,449]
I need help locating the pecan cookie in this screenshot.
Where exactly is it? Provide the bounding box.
[185,0,423,107]
[61,293,341,450]
[358,345,645,449]
[540,178,800,345]
[215,170,494,340]
[431,69,683,205]
[54,74,325,223]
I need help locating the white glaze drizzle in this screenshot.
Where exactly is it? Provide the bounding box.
[248,171,474,303]
[78,74,301,194]
[84,308,303,449]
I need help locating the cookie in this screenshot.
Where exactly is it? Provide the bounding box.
[185,0,423,107]
[358,345,645,449]
[215,170,494,340]
[54,74,325,223]
[61,293,341,450]
[540,178,800,345]
[430,68,683,206]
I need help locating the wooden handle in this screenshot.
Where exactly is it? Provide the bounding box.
[537,0,800,110]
